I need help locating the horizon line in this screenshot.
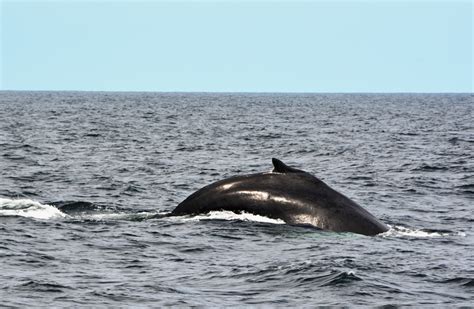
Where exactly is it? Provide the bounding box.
[0,89,472,95]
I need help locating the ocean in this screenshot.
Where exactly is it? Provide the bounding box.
[0,91,472,307]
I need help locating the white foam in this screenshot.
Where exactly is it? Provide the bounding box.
[77,211,162,221]
[174,210,286,225]
[0,198,67,219]
[380,225,463,238]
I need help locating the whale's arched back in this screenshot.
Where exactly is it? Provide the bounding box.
[172,158,388,236]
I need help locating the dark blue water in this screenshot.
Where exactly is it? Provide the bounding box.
[0,92,472,307]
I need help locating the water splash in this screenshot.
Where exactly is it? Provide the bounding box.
[0,198,67,219]
[75,211,164,221]
[173,210,286,225]
[380,225,465,238]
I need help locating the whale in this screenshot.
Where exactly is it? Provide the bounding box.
[171,158,388,236]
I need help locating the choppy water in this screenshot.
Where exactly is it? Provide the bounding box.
[0,91,472,307]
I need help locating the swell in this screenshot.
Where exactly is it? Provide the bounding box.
[434,277,474,287]
[210,259,363,288]
[16,280,73,293]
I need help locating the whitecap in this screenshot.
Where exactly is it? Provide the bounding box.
[0,198,67,219]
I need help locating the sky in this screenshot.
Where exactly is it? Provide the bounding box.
[1,0,472,92]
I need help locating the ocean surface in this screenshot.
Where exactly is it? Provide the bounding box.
[0,91,472,307]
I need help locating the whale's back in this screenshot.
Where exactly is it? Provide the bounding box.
[172,171,388,236]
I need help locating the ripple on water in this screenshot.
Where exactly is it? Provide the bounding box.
[0,92,472,307]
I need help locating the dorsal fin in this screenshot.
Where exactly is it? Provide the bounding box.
[272,158,305,173]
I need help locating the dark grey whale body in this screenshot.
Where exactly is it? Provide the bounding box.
[172,158,388,236]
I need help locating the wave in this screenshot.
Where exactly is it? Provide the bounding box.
[0,198,162,221]
[17,280,73,293]
[48,200,165,221]
[172,210,286,225]
[1,199,466,240]
[233,260,362,288]
[380,225,466,238]
[438,277,474,287]
[294,270,362,287]
[0,198,67,219]
[456,183,474,195]
[412,163,449,172]
[76,211,164,221]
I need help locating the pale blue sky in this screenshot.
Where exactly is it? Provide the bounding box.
[1,0,472,92]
